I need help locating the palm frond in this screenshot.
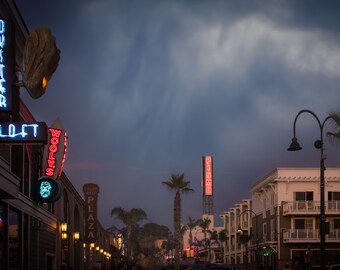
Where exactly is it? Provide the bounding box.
[328,111,340,141]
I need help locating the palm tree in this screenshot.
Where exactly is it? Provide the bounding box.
[111,207,147,265]
[162,173,194,270]
[198,217,212,263]
[328,111,340,140]
[218,230,227,264]
[198,217,211,243]
[184,216,200,247]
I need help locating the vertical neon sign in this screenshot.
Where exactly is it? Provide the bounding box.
[45,128,62,177]
[0,19,7,109]
[0,18,13,112]
[202,156,213,196]
[58,132,67,177]
[42,118,67,179]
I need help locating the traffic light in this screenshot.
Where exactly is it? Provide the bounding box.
[34,176,61,202]
[260,245,276,257]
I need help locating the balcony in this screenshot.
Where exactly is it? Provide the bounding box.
[283,201,340,216]
[283,229,340,243]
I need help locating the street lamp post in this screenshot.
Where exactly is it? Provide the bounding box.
[288,109,334,270]
[237,209,259,270]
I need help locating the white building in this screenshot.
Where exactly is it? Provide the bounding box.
[220,167,340,269]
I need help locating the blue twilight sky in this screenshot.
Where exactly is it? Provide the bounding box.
[15,0,340,230]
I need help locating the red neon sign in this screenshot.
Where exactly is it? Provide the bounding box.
[203,156,213,196]
[42,118,67,179]
[58,132,67,177]
[45,128,62,177]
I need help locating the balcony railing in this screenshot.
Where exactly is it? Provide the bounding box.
[283,229,340,243]
[283,201,340,215]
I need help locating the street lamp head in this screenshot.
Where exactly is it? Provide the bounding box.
[288,137,302,151]
[237,225,243,234]
[314,139,322,149]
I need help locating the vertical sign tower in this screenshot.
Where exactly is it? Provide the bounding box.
[202,156,213,215]
[83,183,100,244]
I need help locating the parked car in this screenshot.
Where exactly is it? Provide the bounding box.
[329,264,340,270]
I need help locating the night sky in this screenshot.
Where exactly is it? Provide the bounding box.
[14,0,340,230]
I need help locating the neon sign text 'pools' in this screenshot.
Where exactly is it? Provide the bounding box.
[0,19,7,108]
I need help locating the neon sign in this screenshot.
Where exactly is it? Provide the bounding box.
[45,128,61,177]
[58,131,67,177]
[34,176,61,202]
[0,19,7,108]
[40,180,52,198]
[202,156,213,196]
[0,122,47,143]
[42,118,67,179]
[0,19,13,112]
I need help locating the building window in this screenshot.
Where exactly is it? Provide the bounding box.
[295,191,313,201]
[0,203,6,267]
[9,208,20,269]
[270,219,275,241]
[332,219,340,230]
[20,147,30,197]
[0,144,10,163]
[328,192,340,201]
[294,218,313,230]
[62,190,70,223]
[263,223,267,242]
[11,145,23,179]
[270,193,275,215]
[263,198,267,218]
[328,192,340,210]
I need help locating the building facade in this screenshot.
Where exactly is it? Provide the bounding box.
[0,1,114,269]
[219,199,253,268]
[220,167,340,269]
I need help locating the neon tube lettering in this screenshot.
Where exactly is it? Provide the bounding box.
[58,132,67,176]
[47,159,56,168]
[0,64,5,108]
[0,19,6,108]
[0,123,39,138]
[50,129,61,138]
[45,128,62,177]
[204,156,212,195]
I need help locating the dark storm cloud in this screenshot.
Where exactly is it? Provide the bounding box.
[16,0,340,229]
